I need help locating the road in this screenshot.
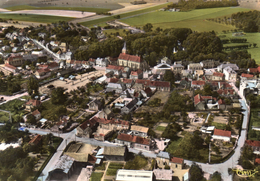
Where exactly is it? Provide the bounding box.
[0,92,28,105]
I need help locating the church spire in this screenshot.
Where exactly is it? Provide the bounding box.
[122,41,126,54]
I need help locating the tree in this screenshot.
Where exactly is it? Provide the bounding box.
[164,70,175,86]
[27,76,39,96]
[143,23,153,32]
[26,114,37,125]
[189,163,204,181]
[51,87,67,105]
[209,171,222,181]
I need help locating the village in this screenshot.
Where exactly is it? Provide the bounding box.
[0,17,259,181]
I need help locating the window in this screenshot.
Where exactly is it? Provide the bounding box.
[176,164,178,168]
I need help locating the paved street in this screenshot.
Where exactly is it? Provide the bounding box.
[0,92,28,105]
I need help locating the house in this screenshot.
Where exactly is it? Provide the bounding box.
[248,68,259,74]
[179,78,191,88]
[4,64,18,73]
[121,98,138,114]
[98,107,113,119]
[25,99,41,111]
[161,57,171,64]
[149,81,171,92]
[172,63,184,74]
[118,53,145,70]
[76,118,98,138]
[96,57,108,67]
[212,72,224,81]
[194,94,217,110]
[141,87,153,98]
[217,63,239,72]
[35,68,51,79]
[115,170,153,181]
[130,69,143,79]
[194,70,204,78]
[48,155,75,181]
[212,129,231,142]
[29,134,42,146]
[122,79,134,89]
[105,65,124,77]
[200,59,220,69]
[218,99,226,110]
[191,81,206,89]
[156,151,171,169]
[32,109,41,120]
[106,83,126,94]
[152,63,172,75]
[102,146,128,161]
[5,54,24,67]
[170,157,184,169]
[122,67,131,78]
[130,125,149,138]
[108,78,119,83]
[153,169,173,181]
[187,63,203,73]
[88,99,103,111]
[245,140,260,155]
[115,133,151,151]
[223,66,237,81]
[106,56,118,66]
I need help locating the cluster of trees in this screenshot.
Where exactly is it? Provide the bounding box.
[0,74,21,95]
[0,122,27,143]
[239,145,254,169]
[223,44,249,51]
[221,38,247,44]
[231,11,260,32]
[161,123,182,141]
[246,94,260,108]
[167,0,238,11]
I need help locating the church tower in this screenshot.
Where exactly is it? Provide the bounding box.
[122,42,127,54]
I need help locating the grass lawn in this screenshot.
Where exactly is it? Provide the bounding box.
[165,137,183,155]
[5,5,110,13]
[120,7,250,32]
[80,3,171,27]
[95,162,107,170]
[0,112,10,122]
[0,99,26,114]
[211,122,227,130]
[219,32,260,64]
[90,172,103,181]
[41,100,67,121]
[0,13,73,23]
[156,126,166,132]
[106,163,124,176]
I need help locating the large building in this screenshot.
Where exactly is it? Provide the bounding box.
[116,169,153,181]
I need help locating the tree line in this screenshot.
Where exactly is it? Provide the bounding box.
[221,38,247,44]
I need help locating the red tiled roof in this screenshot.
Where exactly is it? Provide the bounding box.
[218,99,224,105]
[144,87,152,94]
[258,66,260,72]
[38,64,48,69]
[111,119,129,126]
[26,99,41,107]
[217,89,234,95]
[79,117,98,130]
[245,140,260,147]
[106,65,124,71]
[255,158,260,164]
[88,154,97,164]
[29,135,42,145]
[135,79,151,85]
[248,68,258,73]
[32,109,40,116]
[131,69,143,76]
[213,129,231,137]
[170,157,183,164]
[123,79,132,84]
[7,54,23,61]
[5,63,17,70]
[241,73,254,78]
[150,81,170,88]
[118,53,142,63]
[37,68,51,74]
[213,72,224,77]
[192,81,205,86]
[117,133,150,145]
[109,78,119,83]
[194,94,215,105]
[48,62,59,69]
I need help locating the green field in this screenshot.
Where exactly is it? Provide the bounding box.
[0,13,73,23]
[5,5,110,13]
[81,3,171,27]
[120,7,250,32]
[211,122,227,130]
[219,32,260,64]
[156,126,166,132]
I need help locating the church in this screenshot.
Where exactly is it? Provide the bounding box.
[117,42,146,70]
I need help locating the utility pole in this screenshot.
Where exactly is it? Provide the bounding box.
[209,142,211,164]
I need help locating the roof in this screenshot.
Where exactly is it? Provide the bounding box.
[103,146,126,156]
[109,78,119,83]
[106,65,124,71]
[245,140,260,147]
[194,94,215,106]
[79,117,98,130]
[150,81,170,88]
[157,151,170,159]
[123,79,133,84]
[241,73,254,78]
[116,170,153,181]
[217,89,234,95]
[255,158,260,164]
[131,125,149,133]
[32,109,40,116]
[213,129,231,137]
[218,99,224,105]
[5,63,17,70]
[117,133,150,145]
[131,69,143,76]
[248,68,258,73]
[153,169,172,181]
[37,68,51,74]
[29,134,42,145]
[170,157,184,164]
[26,99,41,107]
[52,155,74,174]
[192,81,205,86]
[118,53,143,63]
[213,72,224,77]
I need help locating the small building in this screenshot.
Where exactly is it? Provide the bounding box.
[172,63,184,74]
[122,79,134,89]
[4,63,18,73]
[106,83,126,94]
[32,109,41,120]
[241,73,254,79]
[130,125,149,138]
[4,54,24,67]
[223,66,237,81]
[212,72,224,81]
[121,98,138,114]
[200,59,220,69]
[88,99,103,111]
[102,146,128,161]
[153,169,173,181]
[187,63,203,73]
[116,170,153,181]
[118,53,145,70]
[35,68,51,79]
[25,99,41,111]
[29,134,42,146]
[245,140,260,155]
[212,129,231,142]
[191,81,205,89]
[130,69,143,80]
[169,157,184,170]
[156,151,170,169]
[98,107,113,119]
[76,118,98,138]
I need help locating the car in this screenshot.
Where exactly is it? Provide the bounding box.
[47,85,55,89]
